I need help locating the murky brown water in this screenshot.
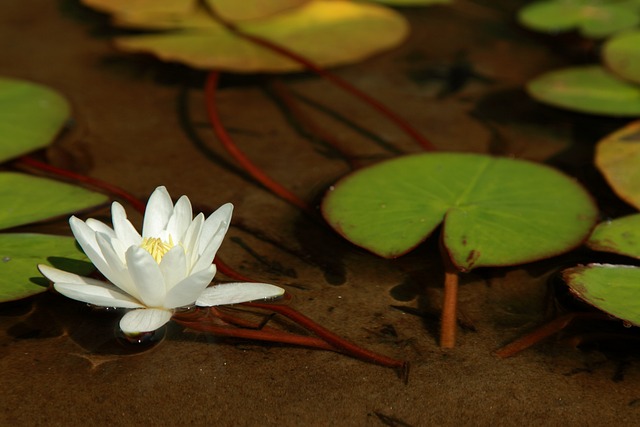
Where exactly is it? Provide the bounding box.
[2,1,640,425]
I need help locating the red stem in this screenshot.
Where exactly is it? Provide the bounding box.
[204,72,314,214]
[16,155,147,214]
[227,26,436,152]
[245,300,408,380]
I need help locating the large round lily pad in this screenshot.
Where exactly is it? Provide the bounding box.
[114,0,408,73]
[563,264,640,326]
[588,214,640,258]
[595,120,640,209]
[527,66,640,116]
[322,153,597,271]
[603,30,640,84]
[0,233,94,302]
[0,172,108,231]
[0,77,70,163]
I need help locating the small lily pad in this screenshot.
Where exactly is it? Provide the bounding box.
[115,0,408,73]
[518,0,639,38]
[0,77,70,163]
[0,172,108,231]
[587,214,640,258]
[563,263,640,326]
[595,120,640,209]
[527,65,640,116]
[0,233,94,302]
[322,152,597,271]
[603,30,640,84]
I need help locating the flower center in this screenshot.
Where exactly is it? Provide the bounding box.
[140,236,173,263]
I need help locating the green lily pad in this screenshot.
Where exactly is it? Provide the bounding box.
[518,0,640,38]
[0,172,108,231]
[322,152,597,271]
[527,65,640,116]
[115,0,408,73]
[0,233,94,302]
[0,77,70,163]
[563,263,640,326]
[206,0,309,22]
[587,214,640,258]
[81,0,193,16]
[604,30,640,84]
[366,0,451,5]
[595,120,640,209]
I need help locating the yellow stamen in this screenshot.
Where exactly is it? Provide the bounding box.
[140,236,173,263]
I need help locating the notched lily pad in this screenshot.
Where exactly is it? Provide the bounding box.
[206,0,310,22]
[322,152,597,271]
[0,233,94,302]
[587,214,640,258]
[595,120,640,209]
[527,66,640,116]
[0,172,108,231]
[604,30,640,84]
[0,77,70,163]
[564,263,640,326]
[114,0,409,73]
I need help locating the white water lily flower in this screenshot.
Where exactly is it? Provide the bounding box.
[38,186,284,335]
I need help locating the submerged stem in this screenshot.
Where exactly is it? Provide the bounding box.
[439,235,459,349]
[204,72,314,214]
[225,25,436,152]
[440,266,459,349]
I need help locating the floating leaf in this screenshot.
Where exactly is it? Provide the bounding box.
[0,233,94,302]
[0,77,70,163]
[563,264,640,326]
[115,1,408,73]
[527,65,640,116]
[595,120,640,209]
[603,30,640,84]
[0,172,108,231]
[207,0,309,22]
[587,214,640,258]
[322,153,597,271]
[518,0,640,38]
[81,0,193,16]
[366,0,451,5]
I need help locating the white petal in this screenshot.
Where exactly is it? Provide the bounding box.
[125,246,166,307]
[142,186,173,237]
[182,213,204,269]
[38,265,143,309]
[159,245,187,291]
[85,218,116,238]
[165,264,216,309]
[198,203,233,254]
[111,202,142,248]
[54,282,144,308]
[166,195,192,242]
[119,308,172,334]
[196,282,284,307]
[69,217,112,278]
[95,233,140,299]
[39,264,109,288]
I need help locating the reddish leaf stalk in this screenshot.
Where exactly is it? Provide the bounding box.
[16,155,146,214]
[227,25,436,152]
[267,78,361,169]
[205,72,313,214]
[245,300,409,379]
[494,312,612,358]
[439,235,459,349]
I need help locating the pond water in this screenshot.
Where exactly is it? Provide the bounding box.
[2,0,640,425]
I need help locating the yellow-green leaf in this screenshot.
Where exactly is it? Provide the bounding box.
[595,120,640,209]
[115,0,409,73]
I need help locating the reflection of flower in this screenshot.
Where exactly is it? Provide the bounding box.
[38,186,283,334]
